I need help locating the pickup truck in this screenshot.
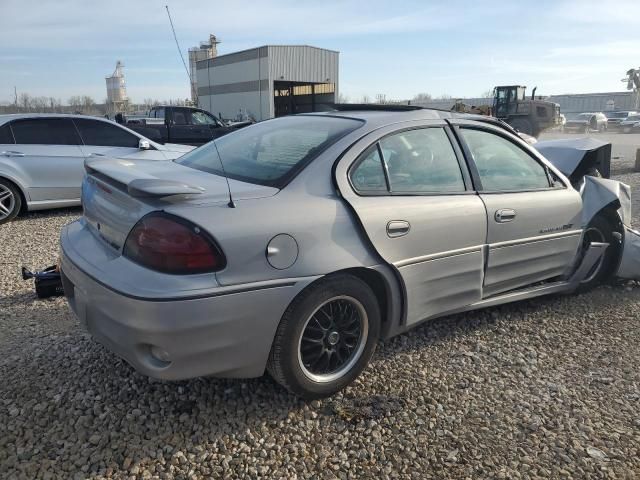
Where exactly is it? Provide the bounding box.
[125,106,252,146]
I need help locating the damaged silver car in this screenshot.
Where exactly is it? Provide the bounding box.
[60,107,640,399]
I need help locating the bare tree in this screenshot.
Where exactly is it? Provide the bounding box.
[81,96,95,112]
[360,95,371,104]
[337,93,349,104]
[375,93,387,104]
[438,94,453,100]
[412,92,432,103]
[481,89,494,98]
[18,93,31,111]
[68,96,82,112]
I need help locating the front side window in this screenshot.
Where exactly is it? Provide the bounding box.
[192,111,218,126]
[74,119,139,148]
[380,128,465,193]
[0,124,14,144]
[350,146,387,192]
[177,116,363,187]
[461,128,550,191]
[11,118,81,145]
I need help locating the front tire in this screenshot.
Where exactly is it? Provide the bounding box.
[577,214,621,292]
[267,274,381,399]
[0,179,22,225]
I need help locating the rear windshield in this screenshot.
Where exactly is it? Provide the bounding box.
[176,115,363,187]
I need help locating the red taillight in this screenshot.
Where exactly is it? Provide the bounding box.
[123,213,225,274]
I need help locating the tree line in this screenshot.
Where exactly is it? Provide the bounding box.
[0,93,190,115]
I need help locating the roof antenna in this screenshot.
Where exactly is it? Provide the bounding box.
[212,140,236,208]
[165,5,192,87]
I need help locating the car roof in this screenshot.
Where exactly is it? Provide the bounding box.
[308,107,515,134]
[0,113,116,127]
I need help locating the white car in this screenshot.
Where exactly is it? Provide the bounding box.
[0,114,194,223]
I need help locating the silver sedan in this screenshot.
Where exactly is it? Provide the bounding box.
[60,108,640,399]
[0,114,194,223]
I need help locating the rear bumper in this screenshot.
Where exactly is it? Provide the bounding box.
[60,224,318,380]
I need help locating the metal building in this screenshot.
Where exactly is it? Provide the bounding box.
[196,45,339,121]
[188,34,220,103]
[547,92,636,113]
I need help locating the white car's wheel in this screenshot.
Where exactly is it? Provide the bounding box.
[0,179,21,225]
[267,274,380,399]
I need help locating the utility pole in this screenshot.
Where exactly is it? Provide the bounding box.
[13,86,17,106]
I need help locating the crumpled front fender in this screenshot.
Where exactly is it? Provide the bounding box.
[579,176,640,279]
[580,176,631,227]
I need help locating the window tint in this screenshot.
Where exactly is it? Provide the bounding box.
[380,128,465,193]
[172,109,189,125]
[153,108,165,120]
[0,124,14,144]
[74,119,139,148]
[177,116,362,187]
[461,128,550,191]
[11,118,81,145]
[351,146,387,192]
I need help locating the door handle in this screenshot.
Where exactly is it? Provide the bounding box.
[387,220,411,238]
[495,208,516,223]
[90,153,106,157]
[1,151,25,157]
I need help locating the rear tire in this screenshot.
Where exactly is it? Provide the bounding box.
[576,214,621,292]
[0,179,22,225]
[267,274,381,399]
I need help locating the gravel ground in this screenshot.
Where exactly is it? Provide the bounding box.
[2,136,640,479]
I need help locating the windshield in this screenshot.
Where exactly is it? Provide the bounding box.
[625,115,640,122]
[176,115,363,187]
[575,113,593,120]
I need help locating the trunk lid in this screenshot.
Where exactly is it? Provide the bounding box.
[82,158,278,251]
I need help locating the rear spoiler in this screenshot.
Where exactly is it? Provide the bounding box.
[84,159,204,198]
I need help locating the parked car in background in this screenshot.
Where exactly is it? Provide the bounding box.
[619,114,640,133]
[0,114,194,224]
[605,110,637,130]
[60,107,639,399]
[125,105,252,146]
[564,112,608,133]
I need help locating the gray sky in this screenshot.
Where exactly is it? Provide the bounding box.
[1,0,638,104]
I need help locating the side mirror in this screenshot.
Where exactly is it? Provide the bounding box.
[139,139,151,150]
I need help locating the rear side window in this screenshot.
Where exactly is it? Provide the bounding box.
[74,119,139,148]
[11,118,81,145]
[350,146,387,192]
[0,124,14,144]
[460,128,550,191]
[380,128,465,193]
[177,116,363,188]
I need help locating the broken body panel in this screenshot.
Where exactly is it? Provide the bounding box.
[537,137,640,279]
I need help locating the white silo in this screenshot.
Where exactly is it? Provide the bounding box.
[105,61,129,115]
